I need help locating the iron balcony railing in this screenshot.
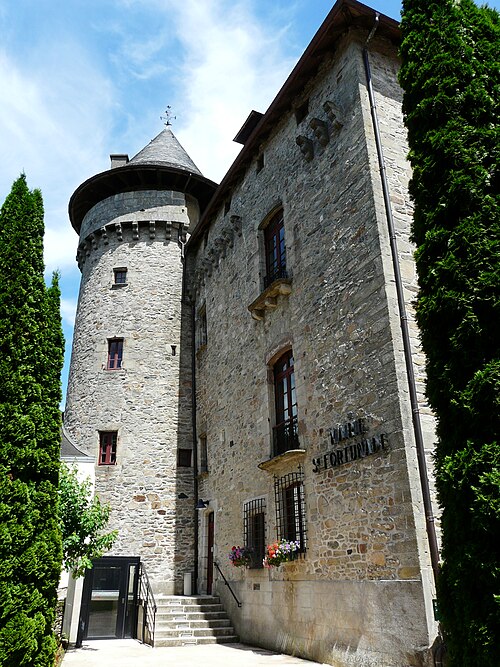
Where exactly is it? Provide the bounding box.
[272,415,299,457]
[263,265,288,289]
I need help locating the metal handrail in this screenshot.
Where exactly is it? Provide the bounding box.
[138,562,157,646]
[214,561,242,607]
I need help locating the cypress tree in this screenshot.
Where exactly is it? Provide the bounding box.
[399,1,500,664]
[0,175,64,666]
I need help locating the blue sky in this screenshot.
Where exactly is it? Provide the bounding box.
[0,0,498,403]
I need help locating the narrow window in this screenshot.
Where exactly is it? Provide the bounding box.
[99,431,117,465]
[275,467,306,551]
[196,306,207,351]
[256,153,264,173]
[295,99,309,124]
[264,209,286,288]
[113,267,127,285]
[272,349,299,456]
[244,498,266,568]
[224,198,231,216]
[107,338,123,370]
[199,435,208,473]
[177,448,192,467]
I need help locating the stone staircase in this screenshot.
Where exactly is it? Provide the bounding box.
[154,595,239,647]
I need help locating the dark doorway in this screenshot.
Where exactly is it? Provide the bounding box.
[78,557,139,645]
[207,513,214,594]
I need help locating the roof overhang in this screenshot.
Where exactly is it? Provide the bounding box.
[69,164,218,234]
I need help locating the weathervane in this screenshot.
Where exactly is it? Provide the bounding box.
[160,106,176,127]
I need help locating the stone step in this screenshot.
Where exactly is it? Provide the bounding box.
[156,618,232,629]
[156,603,224,613]
[156,610,228,620]
[154,635,239,648]
[155,627,236,639]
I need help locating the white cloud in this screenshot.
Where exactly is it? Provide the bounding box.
[60,297,78,327]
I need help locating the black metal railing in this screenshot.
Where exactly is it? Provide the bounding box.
[214,561,242,607]
[138,562,157,646]
[263,265,288,289]
[272,415,299,456]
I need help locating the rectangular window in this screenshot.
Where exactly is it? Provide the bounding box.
[177,448,192,467]
[274,467,306,552]
[196,306,207,351]
[199,435,208,473]
[272,349,299,456]
[99,431,117,465]
[107,338,123,370]
[264,209,287,288]
[244,498,266,568]
[113,267,127,285]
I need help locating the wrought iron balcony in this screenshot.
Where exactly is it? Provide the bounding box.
[272,416,299,457]
[264,266,288,289]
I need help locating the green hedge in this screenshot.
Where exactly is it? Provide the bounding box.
[399,1,500,665]
[0,175,64,666]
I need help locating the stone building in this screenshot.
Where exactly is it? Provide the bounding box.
[63,0,440,664]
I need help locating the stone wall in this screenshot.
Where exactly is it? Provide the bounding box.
[188,31,437,666]
[65,190,195,594]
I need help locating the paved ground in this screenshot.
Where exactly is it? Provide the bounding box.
[62,640,327,667]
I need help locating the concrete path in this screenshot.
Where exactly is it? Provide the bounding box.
[62,640,327,667]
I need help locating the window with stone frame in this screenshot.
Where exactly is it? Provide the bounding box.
[263,209,287,288]
[113,267,128,285]
[198,434,208,473]
[274,466,306,552]
[244,498,266,568]
[196,305,208,351]
[99,431,117,465]
[272,349,299,456]
[177,448,192,467]
[106,338,123,370]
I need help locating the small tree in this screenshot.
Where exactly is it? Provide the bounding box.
[58,463,117,578]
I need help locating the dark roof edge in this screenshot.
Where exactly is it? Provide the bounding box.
[187,0,399,247]
[69,164,218,234]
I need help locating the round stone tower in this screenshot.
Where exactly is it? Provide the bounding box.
[64,129,217,594]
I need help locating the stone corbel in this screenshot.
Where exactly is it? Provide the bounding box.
[296,135,314,161]
[90,233,98,250]
[115,223,123,242]
[132,222,139,240]
[100,226,108,245]
[214,237,227,259]
[222,228,234,249]
[202,257,213,277]
[178,225,187,244]
[207,247,219,267]
[309,118,329,147]
[323,101,344,133]
[230,215,242,237]
[165,223,172,242]
[149,221,156,240]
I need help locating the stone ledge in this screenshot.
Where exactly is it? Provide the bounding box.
[248,278,292,320]
[258,448,306,472]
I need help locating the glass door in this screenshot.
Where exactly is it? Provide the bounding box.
[78,557,139,644]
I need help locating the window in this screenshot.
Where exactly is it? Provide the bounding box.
[272,350,299,456]
[113,267,127,285]
[99,431,117,465]
[107,338,123,370]
[294,99,309,124]
[196,306,207,351]
[256,153,264,173]
[244,498,266,568]
[199,434,208,473]
[264,209,287,288]
[177,448,192,467]
[275,467,306,551]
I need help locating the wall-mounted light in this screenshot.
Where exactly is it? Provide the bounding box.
[195,499,210,510]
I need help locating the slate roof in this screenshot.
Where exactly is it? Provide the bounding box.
[61,425,93,459]
[128,129,202,175]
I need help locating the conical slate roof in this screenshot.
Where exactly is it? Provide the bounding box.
[128,128,202,175]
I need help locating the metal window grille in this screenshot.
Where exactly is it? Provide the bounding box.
[99,431,117,465]
[107,338,123,369]
[113,268,127,284]
[274,466,306,552]
[244,498,266,568]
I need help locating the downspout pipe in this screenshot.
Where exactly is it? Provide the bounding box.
[363,14,440,586]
